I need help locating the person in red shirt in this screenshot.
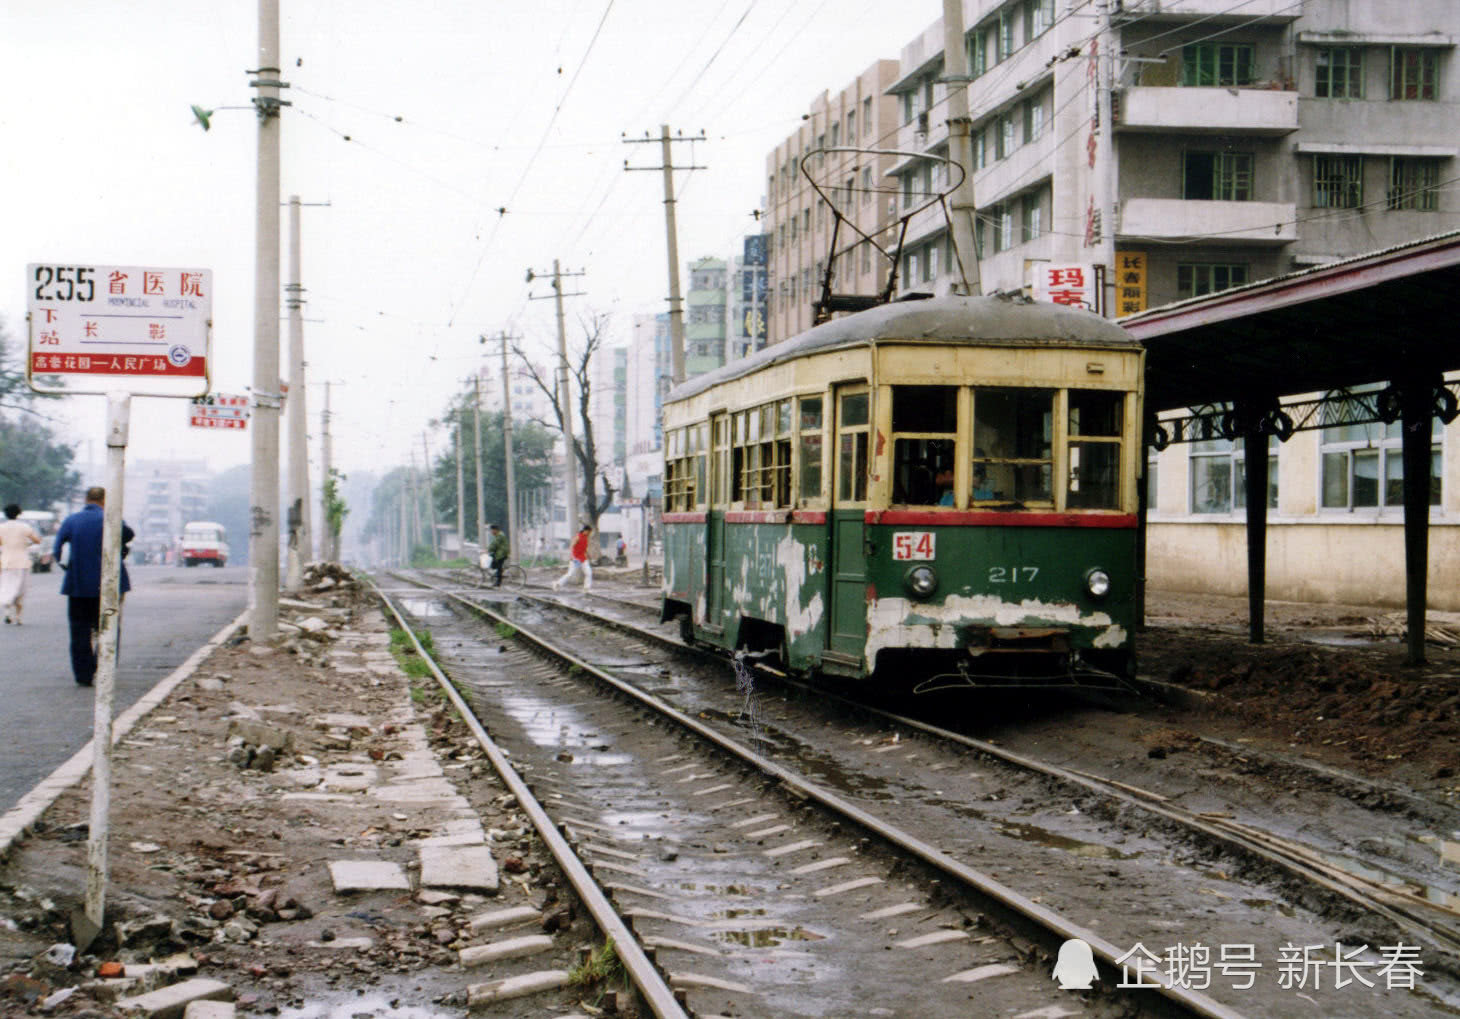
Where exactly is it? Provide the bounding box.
[552,524,594,592]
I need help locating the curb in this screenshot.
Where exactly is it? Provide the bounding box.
[0,607,251,859]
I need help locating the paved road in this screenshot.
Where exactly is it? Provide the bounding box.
[0,564,249,811]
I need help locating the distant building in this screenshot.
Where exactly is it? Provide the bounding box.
[764,60,903,344]
[686,257,728,377]
[726,235,771,362]
[625,312,670,502]
[127,459,210,562]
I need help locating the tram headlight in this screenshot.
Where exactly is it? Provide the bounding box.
[1085,568,1111,599]
[904,565,938,599]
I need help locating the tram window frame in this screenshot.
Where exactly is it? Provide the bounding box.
[711,414,730,506]
[1066,389,1125,510]
[773,400,793,507]
[798,396,825,505]
[836,390,871,504]
[890,385,958,507]
[731,411,748,504]
[757,404,777,504]
[694,423,708,509]
[971,386,1055,506]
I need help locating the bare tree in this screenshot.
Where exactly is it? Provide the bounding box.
[513,312,616,552]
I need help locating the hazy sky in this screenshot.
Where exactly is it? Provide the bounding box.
[2,0,945,483]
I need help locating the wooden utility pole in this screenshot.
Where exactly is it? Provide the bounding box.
[473,373,486,548]
[454,412,465,555]
[320,381,336,562]
[624,126,704,385]
[421,433,440,560]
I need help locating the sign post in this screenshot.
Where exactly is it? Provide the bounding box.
[26,262,211,947]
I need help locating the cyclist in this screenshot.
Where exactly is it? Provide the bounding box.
[486,523,510,588]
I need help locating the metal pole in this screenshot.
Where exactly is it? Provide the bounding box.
[455,409,466,555]
[1400,378,1433,666]
[473,373,486,546]
[1242,416,1268,645]
[284,194,310,591]
[83,392,130,943]
[1096,0,1118,317]
[660,126,687,385]
[500,333,519,561]
[553,259,581,533]
[941,0,981,295]
[248,0,282,638]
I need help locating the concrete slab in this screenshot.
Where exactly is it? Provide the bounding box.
[895,929,968,949]
[321,763,378,791]
[182,1003,236,1019]
[459,934,554,967]
[327,860,411,892]
[313,712,373,730]
[114,977,232,1017]
[944,963,1020,983]
[419,845,499,893]
[468,905,541,932]
[668,972,754,994]
[466,970,570,1008]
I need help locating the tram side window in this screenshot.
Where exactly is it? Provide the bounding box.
[798,397,824,503]
[731,412,748,503]
[891,386,957,505]
[694,423,708,508]
[1067,390,1123,509]
[711,415,729,506]
[837,391,870,503]
[774,400,793,507]
[757,404,777,504]
[972,387,1053,504]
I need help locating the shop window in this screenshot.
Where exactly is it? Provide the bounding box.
[1190,436,1277,514]
[973,387,1053,504]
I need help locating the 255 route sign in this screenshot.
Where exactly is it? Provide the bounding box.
[189,393,249,430]
[27,263,212,397]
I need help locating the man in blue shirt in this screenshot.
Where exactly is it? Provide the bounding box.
[54,487,133,687]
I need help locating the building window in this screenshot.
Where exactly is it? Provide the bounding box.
[1389,157,1441,210]
[1021,190,1042,242]
[975,130,987,169]
[1313,155,1363,209]
[996,204,1015,252]
[1145,449,1159,511]
[1183,151,1253,201]
[1182,43,1255,86]
[1190,436,1277,514]
[1023,96,1044,143]
[1390,47,1438,100]
[1315,47,1363,98]
[925,240,939,282]
[1177,263,1248,298]
[862,96,872,130]
[998,9,1014,62]
[996,113,1015,159]
[830,122,840,147]
[861,166,873,205]
[861,240,872,275]
[969,32,986,77]
[847,109,856,144]
[902,172,915,209]
[1320,402,1441,510]
[906,251,920,284]
[903,90,916,124]
[1026,0,1053,39]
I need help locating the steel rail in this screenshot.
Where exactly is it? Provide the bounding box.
[390,570,1246,1019]
[496,578,1460,960]
[368,578,690,1019]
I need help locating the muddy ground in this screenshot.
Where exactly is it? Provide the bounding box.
[1138,588,1460,795]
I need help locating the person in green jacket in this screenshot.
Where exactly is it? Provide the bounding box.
[486,524,510,588]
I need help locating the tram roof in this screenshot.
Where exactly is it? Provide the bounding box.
[1122,229,1460,413]
[665,295,1137,404]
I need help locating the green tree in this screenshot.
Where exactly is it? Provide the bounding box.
[429,397,556,547]
[0,321,80,509]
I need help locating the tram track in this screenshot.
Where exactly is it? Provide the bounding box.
[382,571,1242,1018]
[387,569,1460,1016]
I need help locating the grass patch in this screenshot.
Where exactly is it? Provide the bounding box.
[568,939,625,989]
[495,622,517,639]
[389,627,435,678]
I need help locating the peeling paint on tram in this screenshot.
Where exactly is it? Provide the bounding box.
[863,593,1125,667]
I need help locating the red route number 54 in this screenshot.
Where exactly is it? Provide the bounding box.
[892,532,935,561]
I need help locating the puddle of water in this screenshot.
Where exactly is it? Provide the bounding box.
[399,597,448,618]
[569,753,635,767]
[996,821,1141,860]
[712,925,825,948]
[1300,632,1385,647]
[1319,846,1460,911]
[679,882,752,895]
[280,994,454,1019]
[711,906,768,920]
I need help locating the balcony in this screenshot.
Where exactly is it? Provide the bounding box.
[1116,87,1297,136]
[1114,0,1299,18]
[1120,198,1296,245]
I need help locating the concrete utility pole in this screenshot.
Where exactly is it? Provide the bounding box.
[248,0,286,638]
[942,0,982,296]
[284,195,311,592]
[1096,0,1119,317]
[499,332,519,561]
[421,432,440,559]
[624,126,705,385]
[527,261,586,533]
[455,411,465,554]
[473,373,485,547]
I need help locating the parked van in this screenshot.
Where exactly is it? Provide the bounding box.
[179,521,229,567]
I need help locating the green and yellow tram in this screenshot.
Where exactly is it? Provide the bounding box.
[659,294,1144,686]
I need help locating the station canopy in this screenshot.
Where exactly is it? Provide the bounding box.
[1120,229,1460,413]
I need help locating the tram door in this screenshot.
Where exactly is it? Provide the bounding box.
[827,385,870,661]
[706,412,728,631]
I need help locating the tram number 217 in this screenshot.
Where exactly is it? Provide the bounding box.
[989,566,1040,583]
[892,532,935,561]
